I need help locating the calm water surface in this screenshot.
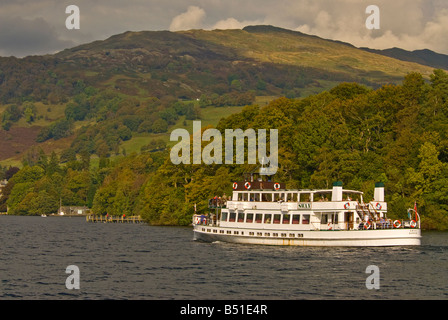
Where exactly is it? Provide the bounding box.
[0,215,447,300]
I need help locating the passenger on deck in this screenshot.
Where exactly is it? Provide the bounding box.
[380,217,385,229]
[222,193,227,207]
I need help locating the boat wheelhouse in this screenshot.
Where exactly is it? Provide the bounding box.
[193,179,421,246]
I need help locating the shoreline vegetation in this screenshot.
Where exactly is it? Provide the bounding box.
[1,70,448,231]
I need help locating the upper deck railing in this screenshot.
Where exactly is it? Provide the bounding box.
[231,181,286,191]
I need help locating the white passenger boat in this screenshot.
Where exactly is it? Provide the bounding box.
[193,178,421,246]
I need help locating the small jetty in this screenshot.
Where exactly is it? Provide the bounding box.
[86,215,144,223]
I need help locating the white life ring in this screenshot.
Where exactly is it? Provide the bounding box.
[245,182,251,190]
[393,220,401,228]
[233,182,238,190]
[364,221,371,229]
[344,202,350,209]
[410,220,417,228]
[327,223,332,230]
[274,183,280,190]
[375,203,382,210]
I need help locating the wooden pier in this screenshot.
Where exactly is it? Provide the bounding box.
[86,215,144,223]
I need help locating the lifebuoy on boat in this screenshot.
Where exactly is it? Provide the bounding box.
[393,220,401,228]
[245,182,251,190]
[274,183,280,190]
[410,220,417,228]
[364,221,371,229]
[327,222,332,230]
[375,203,382,210]
[233,182,238,190]
[344,202,350,209]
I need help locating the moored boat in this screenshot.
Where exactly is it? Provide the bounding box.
[193,178,421,247]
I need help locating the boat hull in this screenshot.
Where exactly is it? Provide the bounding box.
[193,225,421,246]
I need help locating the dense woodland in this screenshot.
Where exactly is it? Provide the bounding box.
[1,70,448,230]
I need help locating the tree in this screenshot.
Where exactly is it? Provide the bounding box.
[406,142,448,229]
[117,125,132,141]
[62,169,91,206]
[151,118,168,133]
[428,69,448,117]
[329,82,370,100]
[92,154,154,216]
[65,101,88,121]
[9,166,45,184]
[36,119,73,142]
[23,102,37,124]
[159,107,179,124]
[1,104,22,130]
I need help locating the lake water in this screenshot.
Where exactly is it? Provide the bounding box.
[0,215,447,300]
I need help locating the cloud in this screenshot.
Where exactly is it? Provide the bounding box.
[213,18,247,30]
[169,6,206,31]
[419,9,448,53]
[0,16,75,57]
[212,17,263,30]
[294,1,448,54]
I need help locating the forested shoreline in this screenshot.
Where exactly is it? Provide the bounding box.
[1,70,448,230]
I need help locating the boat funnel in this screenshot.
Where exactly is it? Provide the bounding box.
[374,182,384,202]
[332,181,343,201]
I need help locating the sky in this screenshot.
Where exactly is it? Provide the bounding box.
[0,0,448,57]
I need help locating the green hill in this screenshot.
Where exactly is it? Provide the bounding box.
[360,47,448,70]
[186,25,435,84]
[0,25,440,165]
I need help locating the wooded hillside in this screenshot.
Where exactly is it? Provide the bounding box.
[2,70,448,230]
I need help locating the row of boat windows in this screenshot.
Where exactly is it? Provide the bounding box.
[236,192,307,202]
[201,227,304,238]
[234,192,362,202]
[221,212,310,224]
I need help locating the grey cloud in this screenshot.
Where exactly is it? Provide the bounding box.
[0,16,75,57]
[169,6,206,31]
